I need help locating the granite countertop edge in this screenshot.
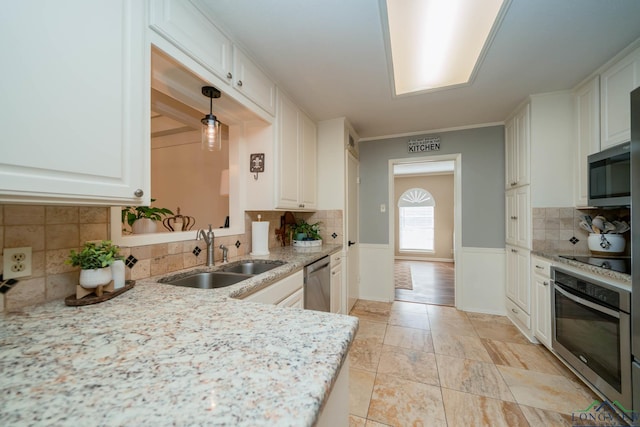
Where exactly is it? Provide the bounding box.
[531,250,631,285]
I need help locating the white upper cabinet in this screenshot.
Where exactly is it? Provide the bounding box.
[573,76,600,207]
[232,48,276,115]
[149,0,232,84]
[505,103,530,189]
[600,46,640,149]
[150,0,276,116]
[276,92,317,210]
[0,0,148,205]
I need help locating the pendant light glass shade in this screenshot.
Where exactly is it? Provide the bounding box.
[201,86,222,151]
[201,114,221,151]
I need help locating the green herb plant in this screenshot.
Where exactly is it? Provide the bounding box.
[121,198,174,227]
[289,219,322,241]
[66,241,121,270]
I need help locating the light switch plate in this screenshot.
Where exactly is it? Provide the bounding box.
[3,247,32,279]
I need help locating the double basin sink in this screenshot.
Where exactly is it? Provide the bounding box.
[159,260,285,289]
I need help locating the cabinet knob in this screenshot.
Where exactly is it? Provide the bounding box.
[298,204,304,208]
[134,189,144,197]
[237,80,243,87]
[511,308,518,314]
[543,281,549,286]
[511,249,518,253]
[227,72,232,79]
[535,265,544,269]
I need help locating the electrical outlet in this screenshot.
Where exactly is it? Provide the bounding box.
[3,247,32,279]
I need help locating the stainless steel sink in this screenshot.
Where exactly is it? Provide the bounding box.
[220,260,284,275]
[160,272,252,289]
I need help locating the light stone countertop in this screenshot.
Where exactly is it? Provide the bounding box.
[532,251,631,289]
[0,244,358,426]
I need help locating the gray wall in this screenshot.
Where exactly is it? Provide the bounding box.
[359,125,505,248]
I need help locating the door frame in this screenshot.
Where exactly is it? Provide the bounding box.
[345,150,359,312]
[387,153,462,306]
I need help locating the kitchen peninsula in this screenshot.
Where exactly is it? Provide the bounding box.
[0,246,357,426]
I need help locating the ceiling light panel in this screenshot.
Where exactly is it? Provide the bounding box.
[386,0,506,95]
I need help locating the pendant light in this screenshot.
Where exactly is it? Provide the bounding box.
[201,86,222,151]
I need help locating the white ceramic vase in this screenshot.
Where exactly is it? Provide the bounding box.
[79,266,112,288]
[587,233,625,255]
[132,218,157,234]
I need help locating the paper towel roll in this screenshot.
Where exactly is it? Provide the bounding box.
[251,221,270,255]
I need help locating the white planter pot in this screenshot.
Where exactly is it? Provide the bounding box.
[587,233,626,255]
[132,218,157,234]
[79,266,112,288]
[292,239,322,247]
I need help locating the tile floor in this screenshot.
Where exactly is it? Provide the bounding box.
[347,300,601,427]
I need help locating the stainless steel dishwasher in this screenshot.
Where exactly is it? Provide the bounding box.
[304,256,330,312]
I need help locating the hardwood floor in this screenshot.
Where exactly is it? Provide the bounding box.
[394,261,455,306]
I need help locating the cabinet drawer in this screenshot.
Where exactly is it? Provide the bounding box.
[531,256,552,278]
[277,288,304,308]
[242,270,303,305]
[330,251,343,266]
[506,297,530,329]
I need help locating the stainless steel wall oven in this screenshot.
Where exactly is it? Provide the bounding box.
[551,267,631,409]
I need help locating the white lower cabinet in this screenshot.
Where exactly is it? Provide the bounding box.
[330,252,344,314]
[505,245,533,339]
[531,256,553,349]
[0,0,148,205]
[242,270,304,306]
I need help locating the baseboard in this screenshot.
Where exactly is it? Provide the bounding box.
[395,256,454,263]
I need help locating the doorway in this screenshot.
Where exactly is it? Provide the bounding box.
[388,154,462,307]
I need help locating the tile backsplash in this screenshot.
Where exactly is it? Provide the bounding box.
[532,207,631,255]
[0,204,343,312]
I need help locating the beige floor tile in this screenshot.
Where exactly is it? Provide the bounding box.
[377,345,439,386]
[497,365,596,415]
[383,325,433,353]
[432,332,492,362]
[482,339,564,375]
[348,338,383,372]
[428,315,478,337]
[387,310,430,330]
[436,354,515,402]
[465,311,512,325]
[471,319,531,344]
[368,374,447,427]
[355,320,388,344]
[349,368,376,418]
[442,388,529,427]
[350,300,392,323]
[518,405,573,427]
[427,304,469,321]
[365,421,392,427]
[390,300,427,314]
[349,414,367,427]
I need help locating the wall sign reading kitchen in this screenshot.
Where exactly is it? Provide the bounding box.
[408,137,440,153]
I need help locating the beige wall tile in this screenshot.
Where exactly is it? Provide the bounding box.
[5,225,46,250]
[4,205,45,225]
[79,207,108,224]
[0,293,4,312]
[46,224,79,250]
[0,205,3,225]
[46,249,77,275]
[151,243,168,258]
[131,245,151,261]
[45,206,78,224]
[168,242,182,254]
[150,256,169,276]
[31,251,46,277]
[79,223,108,243]
[0,226,4,254]
[183,252,198,268]
[130,259,150,280]
[166,254,184,272]
[6,277,46,311]
[46,272,79,301]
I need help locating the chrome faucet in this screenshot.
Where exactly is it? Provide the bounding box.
[196,224,215,267]
[219,244,228,263]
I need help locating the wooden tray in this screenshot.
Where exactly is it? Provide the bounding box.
[65,280,135,306]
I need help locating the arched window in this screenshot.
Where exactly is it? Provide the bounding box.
[398,188,435,252]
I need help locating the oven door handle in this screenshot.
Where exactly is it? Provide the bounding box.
[554,284,620,319]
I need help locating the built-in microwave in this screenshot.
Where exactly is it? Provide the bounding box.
[588,143,631,207]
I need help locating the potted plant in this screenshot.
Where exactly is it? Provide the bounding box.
[66,241,121,288]
[289,219,322,247]
[121,199,173,234]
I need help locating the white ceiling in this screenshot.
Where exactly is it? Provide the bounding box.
[198,0,640,139]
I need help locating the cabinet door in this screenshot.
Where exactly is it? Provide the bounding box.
[0,0,148,205]
[505,117,517,188]
[506,245,530,314]
[505,246,518,302]
[515,103,531,186]
[533,273,552,348]
[277,288,304,308]
[600,47,640,149]
[276,93,300,209]
[299,113,317,209]
[233,48,276,115]
[573,77,600,206]
[149,0,232,84]
[505,189,517,245]
[330,266,343,313]
[515,186,530,249]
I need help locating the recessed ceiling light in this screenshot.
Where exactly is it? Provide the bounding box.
[383,0,509,95]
